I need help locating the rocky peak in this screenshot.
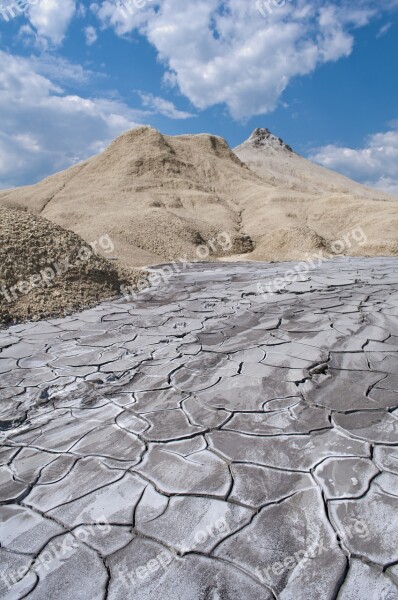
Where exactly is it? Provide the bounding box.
[247,128,294,153]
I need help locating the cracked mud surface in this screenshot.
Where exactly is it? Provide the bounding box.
[0,257,397,599]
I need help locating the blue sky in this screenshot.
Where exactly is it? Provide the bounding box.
[0,0,397,193]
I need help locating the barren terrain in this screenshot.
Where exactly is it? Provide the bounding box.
[0,258,397,598]
[1,127,397,269]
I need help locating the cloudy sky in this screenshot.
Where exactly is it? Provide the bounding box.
[0,0,397,193]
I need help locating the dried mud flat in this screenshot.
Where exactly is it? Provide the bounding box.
[0,258,398,599]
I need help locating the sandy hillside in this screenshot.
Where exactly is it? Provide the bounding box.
[1,126,398,266]
[0,207,143,325]
[233,128,398,260]
[0,128,261,267]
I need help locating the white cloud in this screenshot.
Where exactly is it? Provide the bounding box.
[0,51,145,188]
[17,23,49,51]
[372,176,398,196]
[26,53,94,84]
[139,92,194,119]
[84,25,98,45]
[377,22,392,37]
[27,0,77,45]
[309,126,398,196]
[92,0,379,119]
[91,0,157,36]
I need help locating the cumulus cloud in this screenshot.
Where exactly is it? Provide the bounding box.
[139,92,195,119]
[92,0,378,119]
[27,0,77,45]
[309,126,398,196]
[7,0,395,118]
[84,25,98,45]
[90,0,157,36]
[0,51,145,188]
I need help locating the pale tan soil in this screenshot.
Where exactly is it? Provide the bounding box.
[0,128,259,268]
[234,129,398,261]
[0,126,397,270]
[0,207,144,325]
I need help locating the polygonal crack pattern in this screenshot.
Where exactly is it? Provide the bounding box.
[0,257,397,599]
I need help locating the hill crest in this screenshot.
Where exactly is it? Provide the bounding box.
[1,126,397,267]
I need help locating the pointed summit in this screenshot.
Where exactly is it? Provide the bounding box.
[1,127,397,270]
[245,128,294,153]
